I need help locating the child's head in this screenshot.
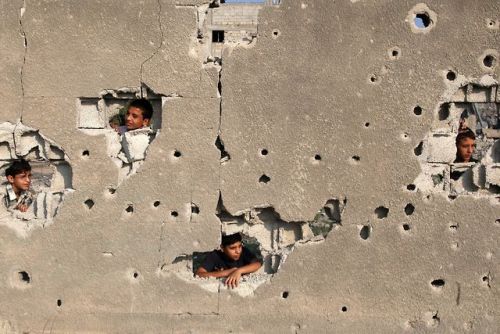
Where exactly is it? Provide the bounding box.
[5,159,32,194]
[125,99,154,131]
[221,233,243,261]
[456,129,476,162]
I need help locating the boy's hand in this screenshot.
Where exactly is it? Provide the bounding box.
[16,204,28,212]
[225,269,242,289]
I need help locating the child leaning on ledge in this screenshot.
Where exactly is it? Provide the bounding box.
[195,233,262,289]
[3,159,33,213]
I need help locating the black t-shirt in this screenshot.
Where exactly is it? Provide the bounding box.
[200,247,260,272]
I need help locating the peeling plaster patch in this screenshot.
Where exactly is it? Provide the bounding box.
[0,122,73,238]
[77,86,164,186]
[160,197,344,296]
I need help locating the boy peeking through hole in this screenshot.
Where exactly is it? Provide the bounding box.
[196,233,262,288]
[3,159,33,212]
[109,98,154,134]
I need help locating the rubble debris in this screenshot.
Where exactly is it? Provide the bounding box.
[413,77,500,199]
[0,122,73,238]
[77,86,163,185]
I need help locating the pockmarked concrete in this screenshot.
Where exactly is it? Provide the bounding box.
[0,0,499,332]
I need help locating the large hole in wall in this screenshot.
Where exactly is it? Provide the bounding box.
[77,85,163,186]
[0,122,73,238]
[413,79,500,199]
[160,195,345,296]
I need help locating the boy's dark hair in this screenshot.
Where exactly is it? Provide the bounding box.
[128,99,154,121]
[5,159,31,177]
[221,232,242,247]
[456,129,475,146]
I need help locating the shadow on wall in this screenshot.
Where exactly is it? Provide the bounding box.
[77,85,164,186]
[0,122,73,238]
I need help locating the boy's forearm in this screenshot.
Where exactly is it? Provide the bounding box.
[234,261,262,275]
[196,267,237,278]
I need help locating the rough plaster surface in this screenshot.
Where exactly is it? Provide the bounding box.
[0,0,499,333]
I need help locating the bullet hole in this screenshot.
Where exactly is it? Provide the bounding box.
[487,19,496,27]
[388,47,401,60]
[364,122,370,128]
[191,203,200,215]
[448,195,457,201]
[260,148,268,156]
[173,150,182,158]
[483,54,496,68]
[402,223,411,231]
[57,299,62,307]
[212,30,224,43]
[359,225,371,240]
[82,150,90,157]
[170,210,179,217]
[496,219,500,225]
[84,199,94,210]
[314,154,322,161]
[18,271,31,284]
[272,29,281,38]
[406,184,416,191]
[415,13,431,28]
[133,272,139,279]
[259,174,271,184]
[482,274,491,288]
[351,155,360,163]
[282,291,289,298]
[125,204,134,214]
[108,187,116,195]
[431,279,445,289]
[341,306,348,312]
[438,103,450,121]
[414,141,423,156]
[404,203,415,216]
[449,223,458,231]
[413,105,423,116]
[446,70,457,81]
[153,201,160,208]
[374,206,389,219]
[368,74,379,84]
[401,132,410,140]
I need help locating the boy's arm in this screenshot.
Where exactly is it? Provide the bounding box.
[224,260,262,289]
[195,266,238,278]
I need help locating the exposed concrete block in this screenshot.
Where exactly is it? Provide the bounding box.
[426,133,456,163]
[414,164,449,193]
[450,86,467,102]
[78,98,104,129]
[0,142,13,160]
[485,163,500,187]
[121,128,154,163]
[467,85,496,102]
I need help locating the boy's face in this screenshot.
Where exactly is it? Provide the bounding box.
[126,106,150,130]
[457,137,475,162]
[7,170,32,194]
[222,241,242,261]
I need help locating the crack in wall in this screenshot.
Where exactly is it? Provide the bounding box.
[139,0,164,95]
[18,0,27,121]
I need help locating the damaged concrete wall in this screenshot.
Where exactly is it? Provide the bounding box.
[0,0,499,332]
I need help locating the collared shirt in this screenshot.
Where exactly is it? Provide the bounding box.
[3,184,33,211]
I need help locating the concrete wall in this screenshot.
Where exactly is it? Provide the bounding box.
[0,0,499,332]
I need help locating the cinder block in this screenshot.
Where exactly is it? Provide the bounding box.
[78,98,104,129]
[485,163,500,187]
[450,87,466,102]
[426,133,456,163]
[121,129,153,163]
[467,85,495,102]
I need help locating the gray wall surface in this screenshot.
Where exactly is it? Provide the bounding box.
[0,0,499,332]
